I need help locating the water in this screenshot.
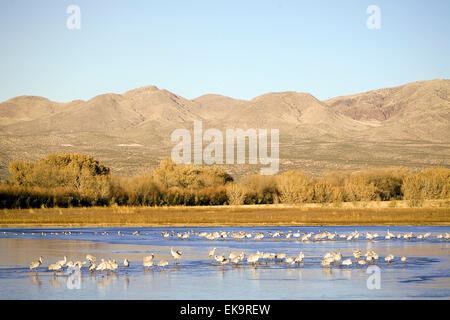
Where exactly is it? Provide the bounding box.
[0,226,449,299]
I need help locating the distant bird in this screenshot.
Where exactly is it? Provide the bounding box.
[89,263,96,271]
[157,260,169,267]
[56,256,67,267]
[385,254,395,263]
[143,255,154,268]
[401,256,407,262]
[285,257,295,265]
[171,247,182,262]
[275,252,286,260]
[30,256,43,270]
[48,262,63,271]
[96,259,107,271]
[357,259,367,265]
[295,252,305,264]
[209,248,217,257]
[247,253,260,265]
[342,259,352,266]
[123,259,129,267]
[86,254,96,264]
[214,255,226,263]
[143,254,154,262]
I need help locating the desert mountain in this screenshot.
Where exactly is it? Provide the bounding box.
[325,79,450,142]
[0,79,448,178]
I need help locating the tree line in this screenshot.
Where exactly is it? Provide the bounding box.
[0,154,449,209]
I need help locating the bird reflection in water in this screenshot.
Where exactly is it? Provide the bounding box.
[29,273,41,287]
[96,272,118,290]
[49,276,62,289]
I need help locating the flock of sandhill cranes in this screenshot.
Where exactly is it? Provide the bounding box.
[22,229,449,273]
[5,229,449,241]
[160,229,450,242]
[29,247,181,272]
[30,244,409,273]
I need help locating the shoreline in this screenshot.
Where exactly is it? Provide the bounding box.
[1,203,449,228]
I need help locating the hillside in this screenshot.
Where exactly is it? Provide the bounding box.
[0,79,449,179]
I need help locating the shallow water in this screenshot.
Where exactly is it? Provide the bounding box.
[0,226,449,299]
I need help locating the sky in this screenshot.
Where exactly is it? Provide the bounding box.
[0,0,449,103]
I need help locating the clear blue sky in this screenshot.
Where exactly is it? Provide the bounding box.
[0,0,449,103]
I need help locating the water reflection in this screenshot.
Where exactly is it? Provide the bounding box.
[29,273,41,287]
[1,226,449,299]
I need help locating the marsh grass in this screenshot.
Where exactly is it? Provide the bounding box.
[0,202,449,227]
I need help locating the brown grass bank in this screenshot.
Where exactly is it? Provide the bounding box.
[0,204,449,227]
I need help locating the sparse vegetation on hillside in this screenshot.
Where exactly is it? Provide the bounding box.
[0,153,449,209]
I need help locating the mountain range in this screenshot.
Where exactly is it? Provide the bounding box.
[0,79,449,178]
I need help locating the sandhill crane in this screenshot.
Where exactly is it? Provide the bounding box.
[333,252,343,262]
[276,252,286,260]
[143,254,154,262]
[285,257,295,265]
[171,247,182,262]
[342,259,352,266]
[108,260,119,271]
[56,256,67,267]
[123,259,129,267]
[357,259,366,265]
[353,249,362,259]
[96,259,107,271]
[48,262,63,271]
[229,252,241,260]
[86,254,96,264]
[254,233,264,240]
[321,257,333,266]
[29,256,43,270]
[158,260,168,267]
[247,253,260,265]
[214,255,226,263]
[74,261,86,269]
[295,252,305,264]
[209,248,217,257]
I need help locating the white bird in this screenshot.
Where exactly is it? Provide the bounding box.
[56,256,67,267]
[229,252,241,260]
[342,259,352,266]
[385,254,395,263]
[96,259,107,271]
[214,255,226,263]
[143,254,154,262]
[400,256,407,262]
[276,252,286,260]
[158,260,169,267]
[86,254,96,264]
[295,252,305,263]
[209,248,217,257]
[285,257,295,265]
[89,263,96,271]
[123,258,129,267]
[247,253,260,265]
[29,257,43,270]
[170,247,182,262]
[48,262,63,271]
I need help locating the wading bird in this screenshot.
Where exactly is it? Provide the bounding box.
[30,257,43,271]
